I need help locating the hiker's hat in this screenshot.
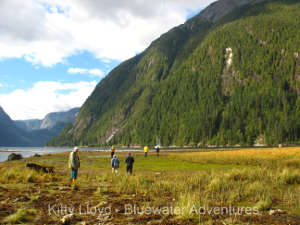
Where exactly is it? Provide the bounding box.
[74,146,79,151]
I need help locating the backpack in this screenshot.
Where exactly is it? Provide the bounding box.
[114,158,120,167]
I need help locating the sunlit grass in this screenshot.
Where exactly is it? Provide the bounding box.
[3,208,36,224]
[0,147,300,223]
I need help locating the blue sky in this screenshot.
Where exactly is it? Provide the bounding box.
[0,52,120,94]
[0,0,215,120]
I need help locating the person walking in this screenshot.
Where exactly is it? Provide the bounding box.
[144,145,149,157]
[68,146,80,186]
[125,153,135,175]
[155,145,160,156]
[110,146,115,158]
[111,155,120,174]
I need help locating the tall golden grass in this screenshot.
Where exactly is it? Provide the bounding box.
[0,147,299,223]
[169,147,300,168]
[103,148,300,219]
[0,166,58,183]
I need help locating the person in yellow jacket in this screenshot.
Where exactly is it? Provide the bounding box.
[110,146,115,158]
[144,145,149,157]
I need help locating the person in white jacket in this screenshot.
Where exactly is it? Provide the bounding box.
[68,146,80,186]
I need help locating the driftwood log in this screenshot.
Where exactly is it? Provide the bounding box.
[26,163,54,173]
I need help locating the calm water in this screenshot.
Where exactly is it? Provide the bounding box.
[0,147,108,162]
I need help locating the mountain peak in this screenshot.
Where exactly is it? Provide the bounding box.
[181,0,266,33]
[196,0,267,23]
[0,105,12,121]
[0,105,5,114]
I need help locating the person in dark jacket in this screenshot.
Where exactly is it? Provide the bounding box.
[155,145,160,156]
[125,153,135,175]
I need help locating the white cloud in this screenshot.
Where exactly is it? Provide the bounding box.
[0,83,2,88]
[102,58,111,64]
[88,69,103,77]
[68,68,88,74]
[0,81,97,120]
[68,67,104,77]
[0,0,216,66]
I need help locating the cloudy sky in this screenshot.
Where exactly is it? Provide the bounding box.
[0,0,215,120]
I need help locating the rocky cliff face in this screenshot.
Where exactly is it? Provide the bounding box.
[15,108,79,131]
[40,108,79,130]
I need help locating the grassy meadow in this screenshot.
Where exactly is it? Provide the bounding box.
[0,147,300,224]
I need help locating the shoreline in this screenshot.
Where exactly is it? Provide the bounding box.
[0,150,20,152]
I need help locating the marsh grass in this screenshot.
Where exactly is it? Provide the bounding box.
[30,195,40,203]
[3,208,36,224]
[0,147,300,223]
[284,159,300,169]
[255,197,273,211]
[177,193,200,220]
[0,167,58,184]
[279,168,300,185]
[101,150,300,220]
[169,147,300,169]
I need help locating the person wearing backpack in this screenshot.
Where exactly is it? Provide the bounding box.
[111,155,120,174]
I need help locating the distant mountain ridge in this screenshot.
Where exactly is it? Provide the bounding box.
[15,108,79,131]
[14,119,42,131]
[41,108,79,129]
[0,106,79,147]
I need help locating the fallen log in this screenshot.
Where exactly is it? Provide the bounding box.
[26,163,54,173]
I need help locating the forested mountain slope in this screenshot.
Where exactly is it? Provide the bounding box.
[49,0,300,147]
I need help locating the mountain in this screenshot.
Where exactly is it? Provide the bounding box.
[49,0,300,147]
[0,106,79,147]
[13,108,79,146]
[0,106,32,146]
[40,108,79,129]
[15,108,79,131]
[14,119,42,132]
[197,0,255,22]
